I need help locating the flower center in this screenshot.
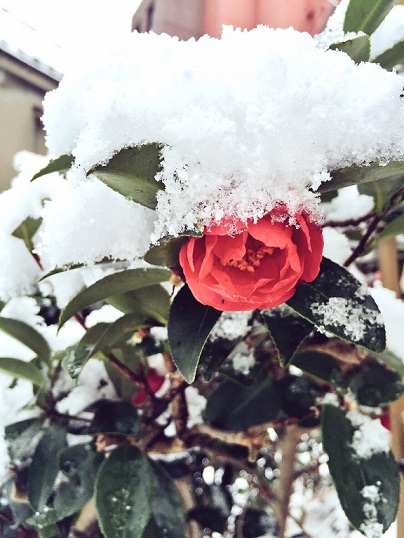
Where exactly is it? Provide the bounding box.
[221,240,274,272]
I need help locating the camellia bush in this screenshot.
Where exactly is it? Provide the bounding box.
[1,0,404,537]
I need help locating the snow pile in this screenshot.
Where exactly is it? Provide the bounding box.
[360,484,384,538]
[371,5,404,59]
[42,27,404,239]
[347,410,390,459]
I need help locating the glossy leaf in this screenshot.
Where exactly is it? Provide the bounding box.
[58,268,170,329]
[168,285,222,383]
[322,405,399,534]
[95,445,154,538]
[88,401,140,437]
[287,258,385,353]
[5,418,44,461]
[150,461,186,538]
[319,160,404,194]
[0,317,51,364]
[358,175,403,214]
[27,425,67,511]
[329,34,370,63]
[343,0,396,35]
[106,285,170,324]
[346,362,404,407]
[93,313,151,353]
[62,345,95,380]
[31,154,74,181]
[292,351,343,386]
[262,308,314,366]
[88,143,163,210]
[12,216,42,251]
[145,228,202,267]
[0,357,45,386]
[205,377,281,431]
[373,39,404,70]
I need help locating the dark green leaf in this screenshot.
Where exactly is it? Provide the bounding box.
[0,317,51,364]
[144,229,202,268]
[58,268,170,329]
[107,285,170,324]
[168,285,222,383]
[287,258,385,353]
[0,357,46,386]
[343,0,396,35]
[322,405,399,534]
[292,351,343,386]
[329,34,370,63]
[95,445,154,538]
[205,377,281,431]
[150,461,186,538]
[262,308,314,366]
[320,161,404,194]
[373,39,404,70]
[187,506,228,533]
[88,401,140,437]
[27,425,67,510]
[93,313,150,352]
[61,345,95,380]
[241,508,278,538]
[358,175,403,214]
[378,213,404,241]
[12,216,42,251]
[5,418,44,461]
[89,143,163,210]
[346,362,404,406]
[31,154,74,181]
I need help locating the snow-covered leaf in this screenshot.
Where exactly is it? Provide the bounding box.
[0,317,51,364]
[12,216,42,252]
[88,143,163,210]
[322,405,399,535]
[168,285,222,383]
[31,154,74,181]
[58,268,170,329]
[329,34,370,63]
[95,446,154,538]
[262,308,314,366]
[373,39,404,70]
[0,357,46,387]
[287,258,385,353]
[343,0,396,35]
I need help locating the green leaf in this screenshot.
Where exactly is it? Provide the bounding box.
[0,357,46,386]
[343,0,396,35]
[373,39,404,70]
[40,262,86,281]
[358,175,403,214]
[329,34,370,63]
[168,285,222,383]
[62,345,95,380]
[262,307,314,366]
[89,143,163,210]
[12,216,43,251]
[322,405,399,534]
[377,349,404,377]
[287,258,385,353]
[319,161,404,194]
[5,418,44,461]
[58,268,170,330]
[93,312,151,353]
[150,462,186,538]
[31,154,74,181]
[292,351,343,387]
[95,445,154,538]
[88,401,140,437]
[378,213,404,241]
[205,377,281,431]
[346,362,404,406]
[106,285,170,324]
[27,425,67,511]
[0,317,51,364]
[144,229,202,268]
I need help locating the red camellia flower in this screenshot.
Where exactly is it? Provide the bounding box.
[179,211,323,311]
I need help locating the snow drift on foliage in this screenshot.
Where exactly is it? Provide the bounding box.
[42,26,404,239]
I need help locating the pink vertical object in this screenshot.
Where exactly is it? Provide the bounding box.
[203,0,336,37]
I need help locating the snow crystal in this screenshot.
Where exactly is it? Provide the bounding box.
[210,311,251,342]
[371,5,404,60]
[371,286,404,362]
[360,484,384,538]
[311,297,380,342]
[42,27,404,239]
[347,410,390,459]
[228,342,256,375]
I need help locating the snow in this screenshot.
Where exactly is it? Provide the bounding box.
[347,410,390,459]
[210,311,251,342]
[42,27,404,240]
[360,484,384,538]
[371,286,404,362]
[322,228,352,266]
[185,386,206,428]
